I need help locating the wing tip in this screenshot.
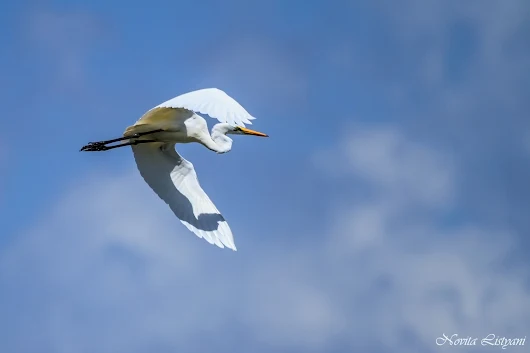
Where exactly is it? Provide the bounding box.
[185,223,237,251]
[212,238,237,251]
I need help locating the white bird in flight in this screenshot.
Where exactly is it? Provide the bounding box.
[80,88,268,251]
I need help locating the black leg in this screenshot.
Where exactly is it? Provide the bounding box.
[80,129,164,151]
[80,139,158,152]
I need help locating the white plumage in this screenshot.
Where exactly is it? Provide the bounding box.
[132,142,236,250]
[80,88,268,251]
[153,88,256,127]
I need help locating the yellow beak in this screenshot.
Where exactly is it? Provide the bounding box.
[239,127,269,137]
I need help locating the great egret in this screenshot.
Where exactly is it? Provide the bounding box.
[80,88,268,251]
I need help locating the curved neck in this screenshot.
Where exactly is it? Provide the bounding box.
[201,124,233,153]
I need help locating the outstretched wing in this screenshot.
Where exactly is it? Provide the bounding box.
[152,88,256,127]
[132,142,237,251]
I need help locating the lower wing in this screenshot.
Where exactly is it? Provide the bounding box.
[131,142,236,250]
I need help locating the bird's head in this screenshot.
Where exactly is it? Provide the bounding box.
[209,123,268,154]
[229,125,269,137]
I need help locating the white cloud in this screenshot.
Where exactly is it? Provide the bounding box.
[242,257,346,348]
[0,167,341,352]
[314,125,455,208]
[4,2,527,351]
[318,125,530,350]
[333,0,529,123]
[344,127,455,207]
[2,124,529,353]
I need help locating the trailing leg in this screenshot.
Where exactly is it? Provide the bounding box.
[80,129,163,151]
[80,139,158,152]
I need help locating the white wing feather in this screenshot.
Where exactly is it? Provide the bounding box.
[132,143,237,251]
[152,88,256,127]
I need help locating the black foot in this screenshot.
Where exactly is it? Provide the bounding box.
[80,142,109,152]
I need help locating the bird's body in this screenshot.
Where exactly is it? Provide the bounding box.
[126,108,205,145]
[80,88,268,251]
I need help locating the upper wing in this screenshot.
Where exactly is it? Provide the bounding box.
[152,88,256,127]
[131,142,237,251]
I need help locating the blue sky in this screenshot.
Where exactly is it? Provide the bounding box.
[1,0,530,352]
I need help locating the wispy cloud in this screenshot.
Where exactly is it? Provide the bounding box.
[2,125,528,353]
[317,125,529,350]
[333,0,529,127]
[3,1,529,352]
[0,165,341,352]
